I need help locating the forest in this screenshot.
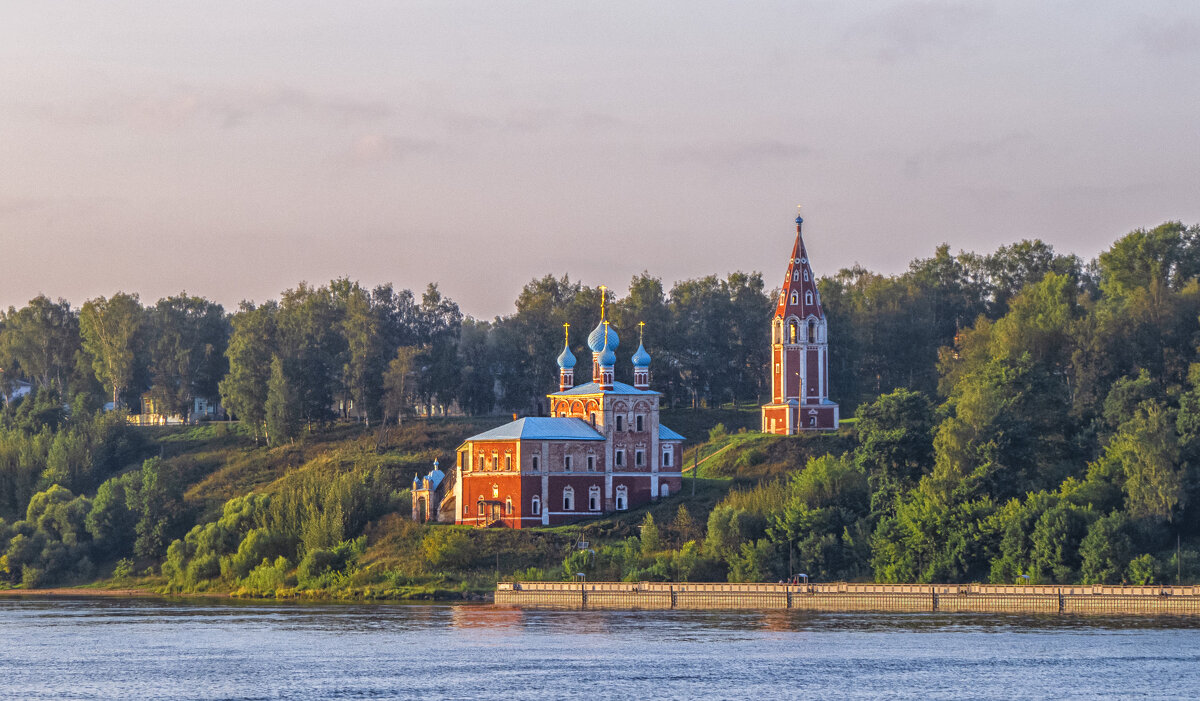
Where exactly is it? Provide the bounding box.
[1,220,1198,592]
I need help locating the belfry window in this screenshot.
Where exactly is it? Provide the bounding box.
[788,321,798,343]
[808,320,817,343]
[805,291,813,306]
[790,291,798,305]
[792,270,799,281]
[804,270,809,282]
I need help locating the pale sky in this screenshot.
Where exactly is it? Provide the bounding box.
[2,2,1198,318]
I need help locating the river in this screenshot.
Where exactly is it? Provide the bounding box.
[1,597,1198,699]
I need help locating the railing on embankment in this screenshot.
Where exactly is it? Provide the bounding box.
[494,581,1200,615]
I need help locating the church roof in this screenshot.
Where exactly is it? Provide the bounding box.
[464,417,606,442]
[776,214,825,320]
[549,380,659,397]
[658,424,685,441]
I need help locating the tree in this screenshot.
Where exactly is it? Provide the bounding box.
[219,301,277,441]
[79,293,144,408]
[146,295,227,421]
[264,357,301,446]
[0,296,80,392]
[639,513,661,554]
[1101,402,1184,522]
[134,457,181,560]
[381,346,418,429]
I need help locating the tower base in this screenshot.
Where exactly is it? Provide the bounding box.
[761,401,839,434]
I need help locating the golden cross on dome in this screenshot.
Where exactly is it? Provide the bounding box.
[598,285,608,320]
[563,322,570,345]
[638,321,645,343]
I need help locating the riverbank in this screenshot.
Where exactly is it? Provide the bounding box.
[497,581,1200,615]
[0,587,163,598]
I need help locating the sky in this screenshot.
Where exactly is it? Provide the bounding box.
[2,1,1198,319]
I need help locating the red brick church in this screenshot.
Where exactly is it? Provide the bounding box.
[444,297,685,527]
[761,213,839,433]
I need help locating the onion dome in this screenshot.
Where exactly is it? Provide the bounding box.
[588,320,619,353]
[598,331,617,367]
[412,473,420,487]
[557,343,577,369]
[631,342,651,368]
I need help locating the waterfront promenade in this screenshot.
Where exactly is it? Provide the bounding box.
[496,581,1200,615]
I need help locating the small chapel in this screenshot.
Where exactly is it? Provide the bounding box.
[761,213,840,433]
[434,296,685,528]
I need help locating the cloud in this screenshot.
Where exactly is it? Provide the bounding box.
[844,1,994,62]
[347,134,438,165]
[1132,17,1200,58]
[663,139,818,167]
[20,85,393,129]
[903,132,1037,177]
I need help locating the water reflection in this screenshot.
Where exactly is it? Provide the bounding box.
[3,599,1200,700]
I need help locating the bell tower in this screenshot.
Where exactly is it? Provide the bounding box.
[761,209,839,433]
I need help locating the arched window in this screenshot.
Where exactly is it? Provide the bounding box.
[660,484,670,498]
[805,291,813,306]
[615,449,624,467]
[590,412,596,426]
[505,454,512,470]
[636,415,644,432]
[662,448,672,467]
[587,455,596,472]
[588,486,601,511]
[477,498,485,516]
[531,496,541,516]
[563,487,574,511]
[790,291,798,305]
[616,415,623,431]
[804,270,809,282]
[792,270,799,281]
[531,455,539,471]
[808,320,817,343]
[505,497,513,515]
[615,485,628,510]
[788,321,798,343]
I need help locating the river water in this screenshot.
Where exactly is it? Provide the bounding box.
[1,597,1198,699]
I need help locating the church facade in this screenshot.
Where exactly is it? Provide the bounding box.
[761,214,840,433]
[449,300,685,527]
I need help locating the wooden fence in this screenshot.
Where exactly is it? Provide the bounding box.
[494,581,1200,615]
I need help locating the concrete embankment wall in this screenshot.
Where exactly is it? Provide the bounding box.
[495,582,1200,615]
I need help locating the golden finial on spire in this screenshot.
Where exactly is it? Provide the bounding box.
[599,285,608,320]
[563,322,570,346]
[638,321,645,344]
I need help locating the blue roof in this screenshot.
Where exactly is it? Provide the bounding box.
[631,342,651,368]
[556,344,577,369]
[465,417,605,442]
[588,321,619,353]
[659,424,685,441]
[549,381,659,396]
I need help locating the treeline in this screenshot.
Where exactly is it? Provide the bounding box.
[619,221,1200,586]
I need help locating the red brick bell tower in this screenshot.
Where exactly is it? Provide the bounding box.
[761,211,839,433]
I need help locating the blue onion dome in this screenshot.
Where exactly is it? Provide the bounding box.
[598,334,617,367]
[631,342,651,368]
[557,343,577,369]
[588,321,619,353]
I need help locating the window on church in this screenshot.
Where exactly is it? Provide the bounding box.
[792,270,798,281]
[790,291,798,305]
[789,321,798,343]
[663,449,672,467]
[563,488,574,511]
[635,450,644,467]
[531,455,539,471]
[505,498,513,515]
[590,412,596,426]
[477,499,485,516]
[616,415,623,431]
[615,449,624,467]
[531,496,541,516]
[589,492,600,511]
[505,455,512,470]
[804,270,810,281]
[805,291,813,305]
[808,320,816,343]
[564,455,572,471]
[616,486,628,510]
[587,455,596,472]
[636,415,644,432]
